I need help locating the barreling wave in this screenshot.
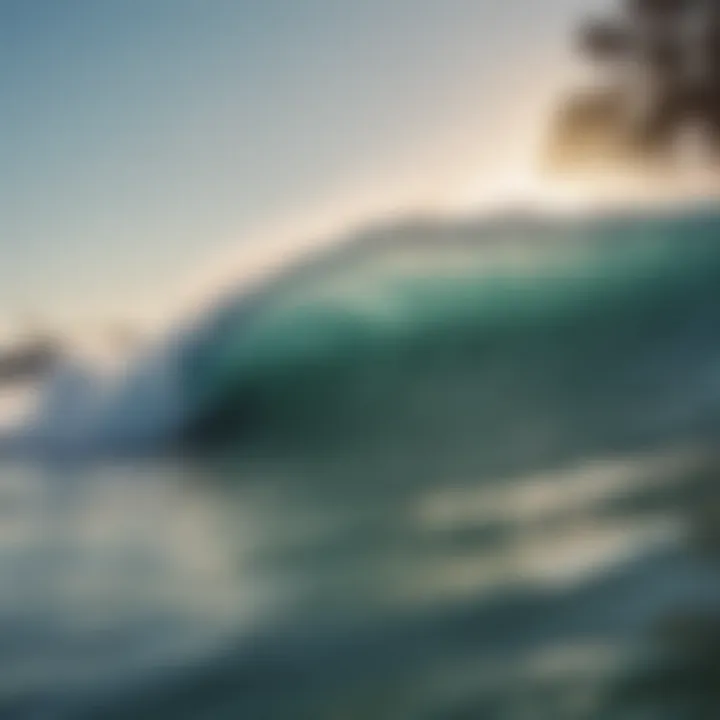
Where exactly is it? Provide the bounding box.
[180,206,720,463]
[6,205,720,459]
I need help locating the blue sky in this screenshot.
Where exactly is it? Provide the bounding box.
[0,0,592,332]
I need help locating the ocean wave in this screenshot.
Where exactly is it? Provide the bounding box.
[5,205,720,458]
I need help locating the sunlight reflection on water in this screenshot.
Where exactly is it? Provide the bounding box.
[0,442,717,718]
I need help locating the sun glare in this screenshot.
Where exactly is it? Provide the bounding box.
[448,159,720,220]
[446,165,600,216]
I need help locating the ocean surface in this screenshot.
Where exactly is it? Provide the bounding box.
[3,206,720,718]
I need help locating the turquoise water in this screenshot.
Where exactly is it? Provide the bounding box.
[4,208,720,718]
[184,210,720,455]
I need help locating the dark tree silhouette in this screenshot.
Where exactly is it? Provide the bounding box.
[546,0,720,174]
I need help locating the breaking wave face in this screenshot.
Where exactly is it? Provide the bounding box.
[7,205,720,462]
[175,207,720,466]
